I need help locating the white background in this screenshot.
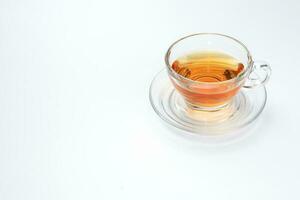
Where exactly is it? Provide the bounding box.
[0,0,300,199]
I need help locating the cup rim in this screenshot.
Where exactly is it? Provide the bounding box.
[165,33,253,85]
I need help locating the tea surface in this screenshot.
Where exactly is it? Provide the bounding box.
[171,51,244,82]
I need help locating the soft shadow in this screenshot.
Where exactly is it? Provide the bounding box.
[155,108,274,154]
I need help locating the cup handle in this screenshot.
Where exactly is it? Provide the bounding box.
[243,61,271,88]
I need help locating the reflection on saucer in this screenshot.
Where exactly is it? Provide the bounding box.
[186,103,236,122]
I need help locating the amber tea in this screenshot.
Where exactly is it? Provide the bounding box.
[171,51,245,107]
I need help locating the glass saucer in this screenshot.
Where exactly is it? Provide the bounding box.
[149,69,267,136]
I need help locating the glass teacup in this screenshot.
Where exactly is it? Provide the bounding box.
[165,33,271,111]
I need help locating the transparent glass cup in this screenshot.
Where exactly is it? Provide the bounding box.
[165,33,271,111]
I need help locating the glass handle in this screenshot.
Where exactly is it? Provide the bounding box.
[243,61,271,88]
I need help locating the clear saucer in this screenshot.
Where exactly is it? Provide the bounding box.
[149,69,267,136]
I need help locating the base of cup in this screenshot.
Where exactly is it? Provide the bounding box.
[185,101,231,112]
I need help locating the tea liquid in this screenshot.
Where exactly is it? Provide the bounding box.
[171,51,245,107]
